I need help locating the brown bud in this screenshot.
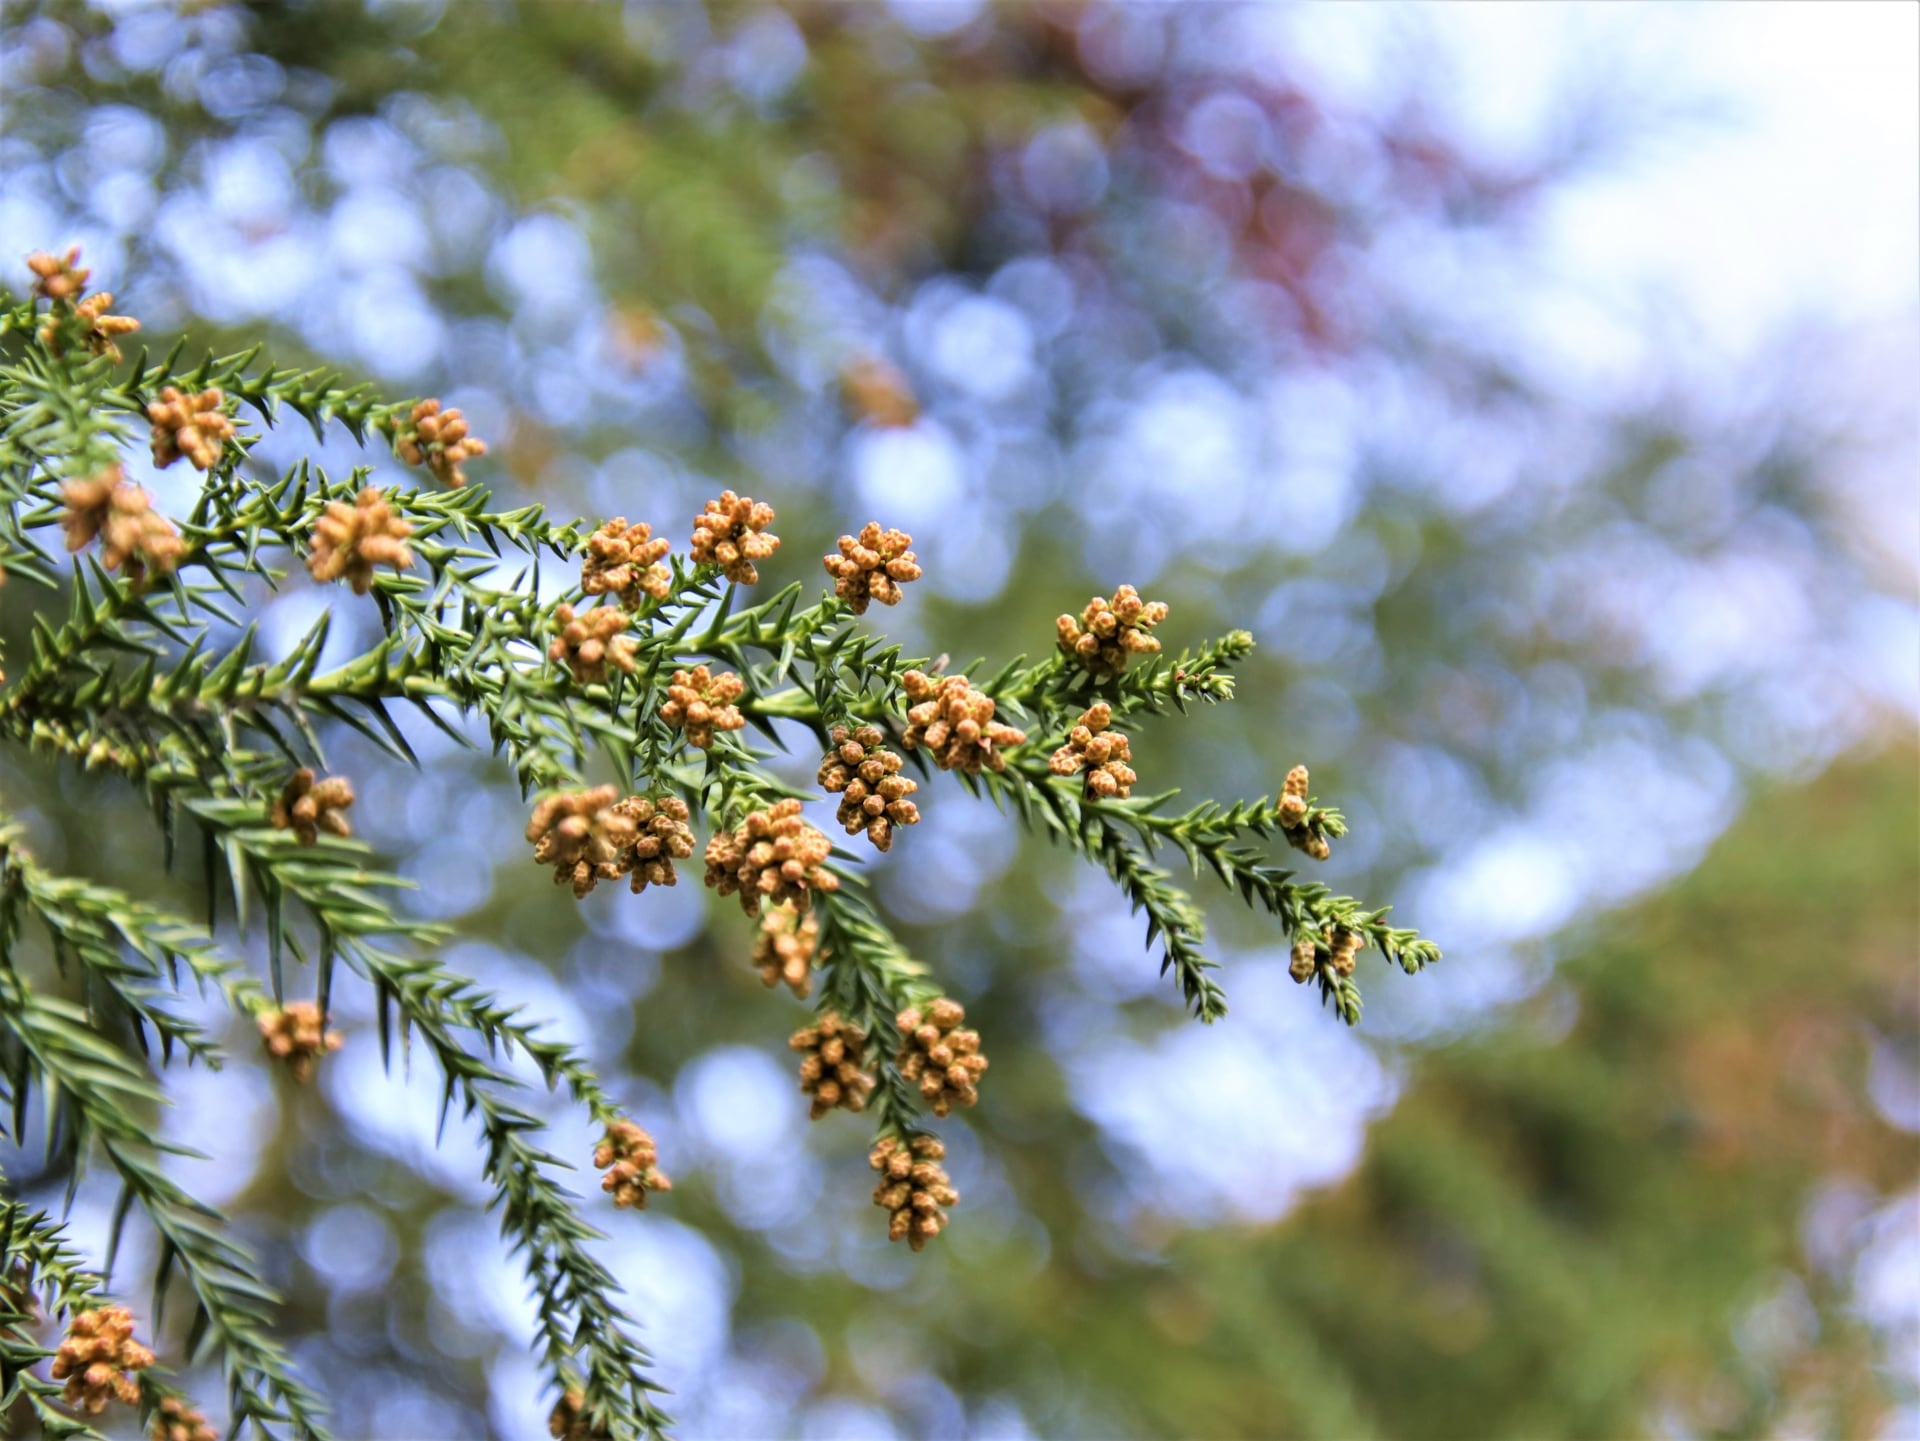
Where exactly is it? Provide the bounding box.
[1048,702,1137,801]
[1278,763,1335,862]
[49,1304,152,1415]
[690,490,779,585]
[1327,924,1363,977]
[895,1000,987,1117]
[151,1394,220,1441]
[392,398,487,487]
[548,603,638,684]
[269,768,355,845]
[659,665,747,749]
[790,1012,875,1119]
[306,486,413,594]
[869,1134,956,1251]
[1056,584,1169,678]
[256,1001,343,1083]
[753,902,819,997]
[594,1119,670,1210]
[27,246,89,302]
[1290,937,1318,984]
[823,522,922,614]
[58,467,184,584]
[549,1387,613,1441]
[581,517,672,608]
[900,671,1026,776]
[617,794,695,893]
[63,290,141,361]
[702,799,839,915]
[818,724,920,850]
[527,786,648,898]
[147,386,234,472]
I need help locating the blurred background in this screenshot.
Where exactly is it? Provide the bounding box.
[1,1,1916,1436]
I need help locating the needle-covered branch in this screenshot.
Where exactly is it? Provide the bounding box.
[0,820,263,1069]
[2,250,1438,1437]
[0,972,328,1438]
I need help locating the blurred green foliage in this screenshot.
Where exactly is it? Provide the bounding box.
[1132,748,1917,1440]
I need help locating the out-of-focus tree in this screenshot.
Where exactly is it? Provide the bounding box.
[636,746,1913,1440]
[1067,748,1917,1441]
[1,1,1913,1436]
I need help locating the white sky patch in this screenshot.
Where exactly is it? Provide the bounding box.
[1473,1,1916,356]
[1068,960,1401,1224]
[1425,826,1583,950]
[851,420,966,532]
[1264,2,1919,390]
[321,1031,492,1200]
[160,1054,277,1210]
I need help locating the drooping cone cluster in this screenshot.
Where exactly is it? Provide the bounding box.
[1328,923,1363,976]
[1056,584,1169,677]
[900,670,1027,776]
[1278,764,1333,861]
[28,247,140,358]
[870,1134,958,1251]
[703,799,840,914]
[306,487,414,594]
[59,468,185,583]
[147,386,235,472]
[257,1001,343,1082]
[896,998,988,1117]
[619,795,696,893]
[1289,924,1363,983]
[752,902,818,997]
[790,1012,875,1120]
[27,246,89,301]
[71,292,143,360]
[269,768,355,844]
[1048,702,1137,800]
[823,522,922,614]
[818,724,919,851]
[527,787,693,897]
[548,603,637,684]
[393,398,487,488]
[659,665,746,749]
[690,490,779,584]
[594,1120,671,1210]
[50,1304,153,1415]
[1290,937,1318,983]
[581,517,671,609]
[526,786,634,897]
[548,1388,611,1441]
[151,1395,219,1441]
